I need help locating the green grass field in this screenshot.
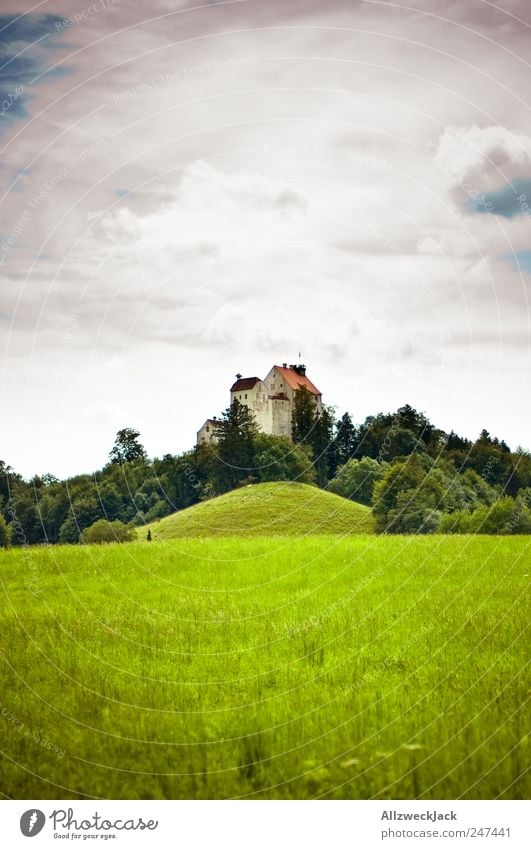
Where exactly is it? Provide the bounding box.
[0,532,528,800]
[143,482,374,539]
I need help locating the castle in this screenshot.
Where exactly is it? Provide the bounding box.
[197,363,322,445]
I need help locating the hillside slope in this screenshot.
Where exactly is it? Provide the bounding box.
[142,482,374,539]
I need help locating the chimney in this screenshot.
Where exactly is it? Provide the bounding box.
[290,363,306,376]
[282,362,287,368]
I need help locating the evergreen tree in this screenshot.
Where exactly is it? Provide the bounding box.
[396,404,434,442]
[291,386,317,445]
[312,406,335,487]
[291,388,334,484]
[214,400,259,492]
[334,412,357,467]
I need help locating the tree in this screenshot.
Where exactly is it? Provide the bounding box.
[351,406,436,462]
[0,514,11,548]
[97,482,123,521]
[144,500,169,522]
[58,514,82,544]
[0,460,22,506]
[153,450,208,510]
[395,404,434,443]
[329,457,386,505]
[291,389,335,485]
[446,430,472,451]
[385,488,443,534]
[439,496,530,535]
[458,468,497,508]
[213,400,259,492]
[334,413,357,468]
[146,529,152,542]
[384,427,423,459]
[291,386,318,445]
[30,473,58,491]
[81,518,137,544]
[510,448,531,494]
[109,428,146,465]
[464,430,514,491]
[312,406,335,487]
[372,454,446,533]
[254,434,315,484]
[514,488,531,533]
[6,494,42,545]
[66,496,100,531]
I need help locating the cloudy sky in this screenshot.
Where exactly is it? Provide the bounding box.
[0,0,529,478]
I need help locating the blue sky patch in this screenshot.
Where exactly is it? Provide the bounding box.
[0,14,66,132]
[504,249,531,273]
[465,177,531,218]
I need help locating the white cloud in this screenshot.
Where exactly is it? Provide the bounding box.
[432,124,531,185]
[97,160,308,254]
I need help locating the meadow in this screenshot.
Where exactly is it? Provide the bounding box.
[0,534,528,800]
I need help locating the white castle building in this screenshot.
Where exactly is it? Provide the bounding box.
[197,363,322,445]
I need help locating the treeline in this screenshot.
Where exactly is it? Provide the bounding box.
[0,394,530,546]
[0,414,314,546]
[325,403,531,534]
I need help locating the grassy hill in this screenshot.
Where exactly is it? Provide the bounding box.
[142,482,374,539]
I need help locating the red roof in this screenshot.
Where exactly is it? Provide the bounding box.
[230,376,261,392]
[275,366,321,396]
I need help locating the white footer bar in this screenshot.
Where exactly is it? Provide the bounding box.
[1,800,529,848]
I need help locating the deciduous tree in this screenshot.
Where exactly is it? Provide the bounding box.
[109,428,146,465]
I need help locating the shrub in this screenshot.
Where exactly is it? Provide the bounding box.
[81,519,137,544]
[439,495,531,534]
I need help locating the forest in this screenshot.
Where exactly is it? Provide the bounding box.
[1,390,530,546]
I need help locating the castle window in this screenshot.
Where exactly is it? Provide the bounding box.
[245,394,247,399]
